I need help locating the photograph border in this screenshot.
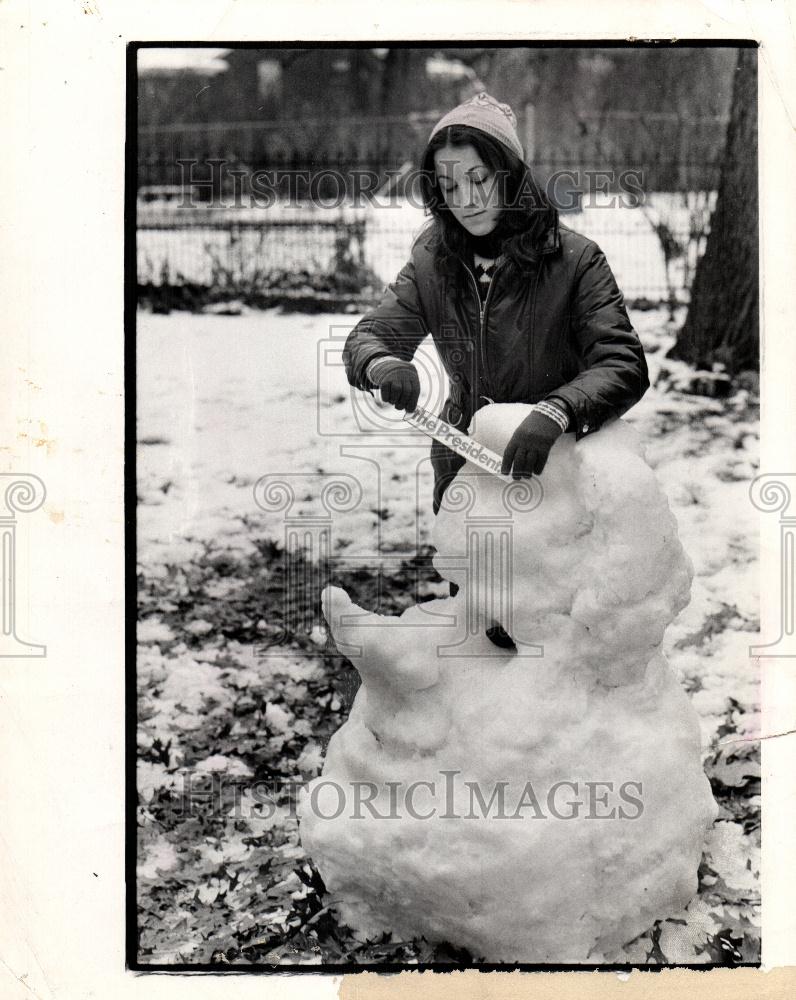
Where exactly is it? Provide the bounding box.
[126,37,761,975]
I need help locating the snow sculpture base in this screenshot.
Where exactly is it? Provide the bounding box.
[300,406,717,962]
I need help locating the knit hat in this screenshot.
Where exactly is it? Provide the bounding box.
[428,92,524,161]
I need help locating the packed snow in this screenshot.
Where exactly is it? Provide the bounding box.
[301,410,718,962]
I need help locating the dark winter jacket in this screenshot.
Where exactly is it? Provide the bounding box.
[342,216,650,512]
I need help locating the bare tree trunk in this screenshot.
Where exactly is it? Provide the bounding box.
[670,47,758,374]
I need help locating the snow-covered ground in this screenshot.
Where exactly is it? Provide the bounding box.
[136,304,760,965]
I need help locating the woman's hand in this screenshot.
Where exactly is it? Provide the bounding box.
[501,409,565,479]
[367,357,421,412]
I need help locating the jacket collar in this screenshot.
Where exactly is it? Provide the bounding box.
[540,214,561,255]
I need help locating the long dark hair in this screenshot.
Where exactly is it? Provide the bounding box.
[418,124,557,273]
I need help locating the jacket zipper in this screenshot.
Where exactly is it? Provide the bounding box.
[529,263,542,394]
[461,257,508,401]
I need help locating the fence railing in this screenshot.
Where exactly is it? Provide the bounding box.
[137,112,728,310]
[137,109,728,197]
[138,113,442,195]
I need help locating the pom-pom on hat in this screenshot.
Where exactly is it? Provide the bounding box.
[428,92,524,161]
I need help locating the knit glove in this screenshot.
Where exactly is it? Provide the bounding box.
[501,404,567,479]
[366,356,420,412]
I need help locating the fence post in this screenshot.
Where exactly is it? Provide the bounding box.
[523,103,536,162]
[677,114,689,192]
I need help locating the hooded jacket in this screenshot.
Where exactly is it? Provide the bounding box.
[342,216,650,512]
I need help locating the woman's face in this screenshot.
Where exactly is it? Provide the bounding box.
[433,143,503,237]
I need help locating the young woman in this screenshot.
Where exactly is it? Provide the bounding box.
[343,92,650,516]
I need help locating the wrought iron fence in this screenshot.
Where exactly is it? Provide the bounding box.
[136,115,727,311]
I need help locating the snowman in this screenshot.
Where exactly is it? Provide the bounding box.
[299,405,717,962]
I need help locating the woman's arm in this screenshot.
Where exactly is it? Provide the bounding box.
[545,242,650,440]
[342,253,430,392]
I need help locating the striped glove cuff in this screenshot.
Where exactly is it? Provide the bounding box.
[366,355,404,387]
[534,399,571,434]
